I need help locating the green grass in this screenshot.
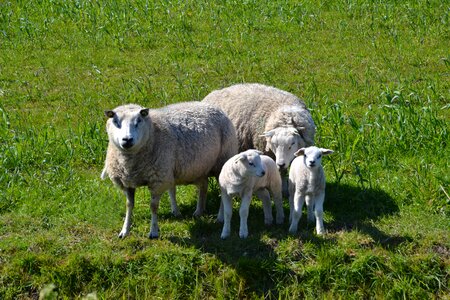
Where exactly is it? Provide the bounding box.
[1,0,449,299]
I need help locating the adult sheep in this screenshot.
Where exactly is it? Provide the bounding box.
[101,102,238,239]
[203,83,316,194]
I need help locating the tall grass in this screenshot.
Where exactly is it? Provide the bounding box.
[0,0,449,299]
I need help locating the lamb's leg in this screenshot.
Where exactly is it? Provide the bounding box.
[217,199,224,223]
[255,188,273,225]
[271,182,285,224]
[149,192,161,239]
[239,192,252,239]
[193,178,208,217]
[288,179,295,223]
[289,190,305,234]
[168,187,181,217]
[305,195,315,224]
[220,193,233,239]
[314,193,326,235]
[119,188,135,239]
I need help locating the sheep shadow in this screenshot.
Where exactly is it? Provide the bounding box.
[168,181,407,297]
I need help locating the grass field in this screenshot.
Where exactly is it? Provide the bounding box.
[0,0,449,299]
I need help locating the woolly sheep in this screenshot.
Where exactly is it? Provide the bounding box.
[101,102,238,239]
[202,83,316,194]
[217,149,284,239]
[288,146,333,235]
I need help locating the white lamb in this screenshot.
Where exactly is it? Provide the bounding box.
[217,150,284,239]
[101,102,238,239]
[202,83,316,195]
[288,146,334,235]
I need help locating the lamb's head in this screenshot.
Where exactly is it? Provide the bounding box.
[262,127,306,170]
[294,146,334,169]
[234,150,266,177]
[105,104,151,153]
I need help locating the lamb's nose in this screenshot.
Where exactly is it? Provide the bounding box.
[277,163,285,169]
[261,171,266,176]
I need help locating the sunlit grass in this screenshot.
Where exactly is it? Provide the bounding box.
[0,0,449,299]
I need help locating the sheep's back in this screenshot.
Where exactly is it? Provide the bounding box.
[203,83,309,151]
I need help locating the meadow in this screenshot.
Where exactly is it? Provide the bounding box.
[0,0,449,298]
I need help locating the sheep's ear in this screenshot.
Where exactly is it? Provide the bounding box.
[294,148,306,157]
[140,108,149,117]
[255,150,264,155]
[320,148,334,156]
[105,110,115,118]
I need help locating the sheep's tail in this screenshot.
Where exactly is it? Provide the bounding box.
[100,166,108,180]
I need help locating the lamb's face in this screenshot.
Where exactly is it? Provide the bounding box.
[105,105,150,153]
[236,150,266,177]
[263,127,305,170]
[294,146,334,169]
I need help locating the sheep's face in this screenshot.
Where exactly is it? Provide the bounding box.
[295,146,334,169]
[235,150,266,177]
[105,105,150,153]
[263,127,305,170]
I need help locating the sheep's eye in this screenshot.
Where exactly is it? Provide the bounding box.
[135,118,142,127]
[113,118,121,128]
[318,154,322,159]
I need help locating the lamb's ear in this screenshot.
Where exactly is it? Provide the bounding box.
[294,148,306,157]
[260,130,275,138]
[140,108,149,117]
[234,154,247,163]
[255,150,264,155]
[320,148,334,156]
[105,110,115,118]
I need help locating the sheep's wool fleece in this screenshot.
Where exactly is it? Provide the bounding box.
[203,83,316,153]
[104,102,238,192]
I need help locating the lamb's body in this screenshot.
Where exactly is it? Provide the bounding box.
[217,150,284,239]
[288,146,333,235]
[202,83,316,196]
[102,102,238,238]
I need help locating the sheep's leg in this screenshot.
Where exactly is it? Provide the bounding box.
[314,193,325,235]
[168,187,181,217]
[220,193,232,239]
[289,190,305,234]
[305,195,315,224]
[119,188,135,239]
[193,178,208,217]
[149,193,161,239]
[239,192,252,239]
[280,169,289,198]
[255,188,273,225]
[288,179,295,223]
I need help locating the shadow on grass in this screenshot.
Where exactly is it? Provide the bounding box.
[169,181,408,297]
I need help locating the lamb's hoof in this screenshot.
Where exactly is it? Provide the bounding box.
[239,233,248,239]
[216,217,224,223]
[148,232,159,239]
[220,233,230,239]
[288,227,297,235]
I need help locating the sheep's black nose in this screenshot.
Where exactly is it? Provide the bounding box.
[261,171,266,176]
[121,137,134,148]
[277,163,285,169]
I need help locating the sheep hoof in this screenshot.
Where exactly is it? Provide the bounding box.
[220,233,230,239]
[172,210,182,218]
[264,218,273,226]
[192,209,203,217]
[288,227,297,235]
[239,233,248,239]
[118,231,129,239]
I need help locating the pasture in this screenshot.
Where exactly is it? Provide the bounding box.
[0,0,448,298]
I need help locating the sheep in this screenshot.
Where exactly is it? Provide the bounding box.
[217,149,284,239]
[101,102,238,239]
[288,146,334,235]
[202,83,316,195]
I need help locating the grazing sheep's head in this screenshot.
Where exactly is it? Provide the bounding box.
[105,104,150,153]
[234,149,266,177]
[294,146,334,169]
[261,127,306,170]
